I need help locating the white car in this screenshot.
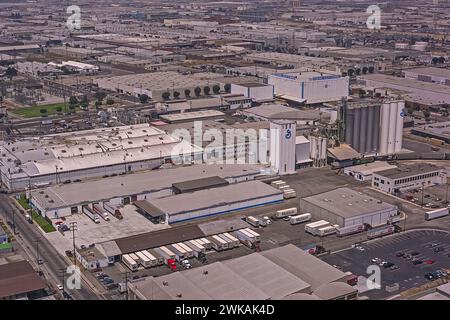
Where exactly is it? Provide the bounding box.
[356,246,365,251]
[262,216,272,225]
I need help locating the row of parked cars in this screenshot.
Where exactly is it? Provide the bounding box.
[370,257,399,271]
[395,251,435,266]
[95,272,118,290]
[425,269,448,281]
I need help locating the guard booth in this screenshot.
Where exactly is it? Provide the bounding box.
[134,200,166,224]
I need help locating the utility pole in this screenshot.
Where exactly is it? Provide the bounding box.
[60,268,66,300]
[35,238,40,267]
[11,210,16,235]
[69,222,77,267]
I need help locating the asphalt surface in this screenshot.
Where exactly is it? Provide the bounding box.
[321,229,450,299]
[0,194,101,300]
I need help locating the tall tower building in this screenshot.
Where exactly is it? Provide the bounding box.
[270,120,296,175]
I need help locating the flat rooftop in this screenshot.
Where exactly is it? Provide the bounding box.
[374,163,442,180]
[159,110,224,123]
[301,187,396,219]
[31,164,262,210]
[0,260,47,299]
[172,176,229,193]
[404,67,450,78]
[148,180,282,216]
[244,104,326,121]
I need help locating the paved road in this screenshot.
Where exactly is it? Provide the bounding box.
[0,194,101,300]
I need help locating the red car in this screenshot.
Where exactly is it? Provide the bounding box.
[424,259,435,265]
[55,221,64,226]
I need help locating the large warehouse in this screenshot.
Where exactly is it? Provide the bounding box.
[300,188,400,228]
[128,244,357,300]
[96,71,223,101]
[29,164,262,219]
[144,180,284,223]
[0,124,202,191]
[268,72,349,104]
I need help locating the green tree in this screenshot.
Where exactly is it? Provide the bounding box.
[94,91,106,102]
[347,69,354,77]
[224,83,231,93]
[106,98,115,106]
[194,86,202,96]
[69,96,79,107]
[355,68,361,75]
[212,85,221,94]
[162,92,171,100]
[368,66,375,73]
[95,100,102,108]
[40,108,47,117]
[173,91,180,99]
[139,94,149,104]
[423,109,431,121]
[184,89,191,97]
[362,67,368,74]
[203,86,211,95]
[80,96,89,109]
[56,106,63,114]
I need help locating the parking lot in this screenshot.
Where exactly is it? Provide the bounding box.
[398,184,449,209]
[321,229,450,299]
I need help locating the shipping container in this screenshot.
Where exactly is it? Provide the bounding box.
[305,220,330,235]
[200,238,212,250]
[128,253,140,263]
[209,235,229,251]
[336,224,365,237]
[425,208,449,221]
[271,180,286,188]
[290,213,312,225]
[233,230,255,247]
[157,246,176,261]
[283,190,297,199]
[122,254,138,271]
[169,244,186,261]
[275,207,298,219]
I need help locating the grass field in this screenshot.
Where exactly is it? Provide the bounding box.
[17,194,56,233]
[12,102,76,118]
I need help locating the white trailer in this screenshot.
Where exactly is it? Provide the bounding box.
[275,207,298,219]
[305,220,330,235]
[336,224,365,237]
[246,216,260,227]
[135,251,153,268]
[244,228,261,242]
[82,205,100,224]
[122,254,138,271]
[186,241,205,257]
[208,235,228,251]
[233,230,255,247]
[425,208,449,221]
[128,253,140,263]
[156,246,176,261]
[170,244,187,261]
[179,242,194,258]
[317,225,337,237]
[92,203,110,221]
[148,249,165,265]
[200,238,212,250]
[290,213,312,225]
[367,225,394,239]
[271,180,287,188]
[283,190,297,199]
[222,232,240,247]
[141,250,158,267]
[217,234,235,248]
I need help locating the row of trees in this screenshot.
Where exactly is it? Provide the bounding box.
[161,84,231,101]
[346,66,374,77]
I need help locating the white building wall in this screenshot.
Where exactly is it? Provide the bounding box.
[270,121,296,175]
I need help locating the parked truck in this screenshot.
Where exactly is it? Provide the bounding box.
[283,189,297,199]
[148,249,165,265]
[82,205,100,224]
[208,235,229,251]
[246,216,260,227]
[290,213,312,225]
[425,208,449,221]
[336,224,365,237]
[141,250,158,267]
[169,244,186,262]
[198,238,212,250]
[222,232,240,247]
[122,254,138,271]
[233,229,256,248]
[304,220,330,235]
[367,225,395,239]
[275,207,298,219]
[243,228,261,242]
[92,203,110,221]
[135,251,153,268]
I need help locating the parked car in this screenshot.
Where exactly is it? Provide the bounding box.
[395,252,405,257]
[424,260,435,265]
[383,262,395,268]
[412,259,423,265]
[410,251,420,256]
[283,216,292,221]
[425,273,436,280]
[356,246,365,251]
[390,265,400,271]
[434,247,444,253]
[371,258,381,263]
[57,284,64,291]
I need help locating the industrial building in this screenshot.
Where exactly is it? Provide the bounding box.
[300,188,399,228]
[372,163,446,194]
[242,104,328,124]
[128,244,357,300]
[230,82,274,102]
[344,162,398,182]
[143,180,283,223]
[0,124,202,191]
[270,120,296,175]
[344,100,404,155]
[295,136,312,168]
[268,72,349,104]
[95,71,223,101]
[403,67,450,86]
[411,121,450,144]
[29,164,262,219]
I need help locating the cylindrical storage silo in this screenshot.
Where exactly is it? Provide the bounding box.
[387,102,397,154]
[379,103,390,155]
[394,101,404,153]
[366,106,374,154]
[353,108,361,152]
[373,105,380,155]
